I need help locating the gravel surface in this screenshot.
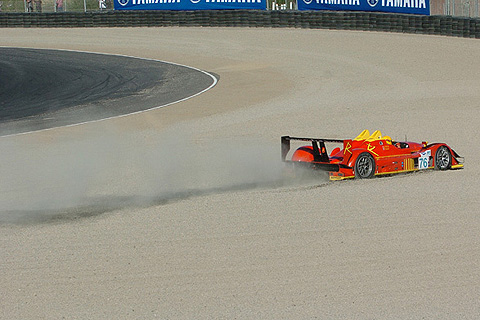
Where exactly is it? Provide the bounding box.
[1,27,479,319]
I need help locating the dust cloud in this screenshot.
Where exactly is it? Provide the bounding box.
[0,127,313,224]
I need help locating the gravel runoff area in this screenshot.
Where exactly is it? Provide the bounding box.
[1,28,479,319]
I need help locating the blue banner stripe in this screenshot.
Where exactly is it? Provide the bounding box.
[298,0,430,15]
[114,0,266,10]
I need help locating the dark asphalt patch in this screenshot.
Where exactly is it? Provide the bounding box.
[0,48,216,136]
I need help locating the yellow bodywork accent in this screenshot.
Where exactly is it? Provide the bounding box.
[405,158,414,171]
[354,129,370,141]
[451,164,464,169]
[366,130,383,141]
[367,143,379,157]
[329,175,355,181]
[344,141,352,155]
[374,169,419,176]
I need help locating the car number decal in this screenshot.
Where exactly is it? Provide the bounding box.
[418,150,431,169]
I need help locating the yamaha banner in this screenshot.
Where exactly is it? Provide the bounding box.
[298,0,430,15]
[114,0,266,10]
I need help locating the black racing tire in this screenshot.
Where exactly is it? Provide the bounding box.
[435,146,451,170]
[354,152,375,179]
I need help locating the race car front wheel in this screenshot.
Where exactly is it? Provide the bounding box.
[355,152,375,179]
[435,146,451,170]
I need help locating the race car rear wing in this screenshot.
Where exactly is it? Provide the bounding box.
[281,136,349,172]
[281,136,344,161]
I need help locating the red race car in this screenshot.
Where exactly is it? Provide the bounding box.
[281,130,464,181]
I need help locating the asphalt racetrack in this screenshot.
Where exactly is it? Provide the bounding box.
[0,47,216,136]
[1,28,479,319]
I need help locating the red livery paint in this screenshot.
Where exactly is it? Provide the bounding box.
[281,130,464,181]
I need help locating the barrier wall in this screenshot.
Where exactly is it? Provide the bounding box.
[0,11,479,39]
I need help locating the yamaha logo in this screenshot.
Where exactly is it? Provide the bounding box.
[190,0,201,3]
[367,0,378,6]
[302,0,313,4]
[118,0,129,6]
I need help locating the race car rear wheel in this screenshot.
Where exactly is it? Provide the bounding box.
[435,146,451,170]
[354,152,375,179]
